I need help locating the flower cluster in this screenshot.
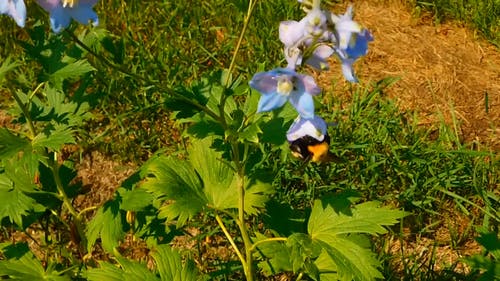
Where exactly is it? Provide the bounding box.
[1,0,98,33]
[249,0,372,162]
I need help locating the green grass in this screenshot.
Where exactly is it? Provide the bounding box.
[414,0,500,47]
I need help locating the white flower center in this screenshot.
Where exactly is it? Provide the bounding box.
[277,76,295,96]
[62,0,78,8]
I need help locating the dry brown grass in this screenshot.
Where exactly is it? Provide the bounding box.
[320,0,500,149]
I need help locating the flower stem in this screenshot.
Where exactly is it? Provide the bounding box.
[249,237,288,252]
[9,84,87,251]
[312,0,321,10]
[48,154,87,251]
[8,85,38,139]
[215,214,246,267]
[225,0,258,85]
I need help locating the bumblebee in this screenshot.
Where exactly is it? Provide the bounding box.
[289,134,331,163]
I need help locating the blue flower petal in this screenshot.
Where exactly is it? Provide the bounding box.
[249,71,278,95]
[1,0,26,27]
[341,59,358,83]
[68,4,98,26]
[257,92,288,113]
[287,115,327,142]
[299,74,321,96]
[49,5,72,33]
[346,29,373,59]
[289,91,315,119]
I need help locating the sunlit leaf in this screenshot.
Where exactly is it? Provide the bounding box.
[86,199,125,253]
[151,244,205,281]
[0,244,69,281]
[306,198,406,280]
[238,122,262,143]
[119,187,154,212]
[32,125,75,152]
[189,137,274,215]
[86,256,159,281]
[0,128,30,159]
[316,236,383,281]
[0,174,37,226]
[140,155,207,227]
[308,199,406,239]
[254,233,292,276]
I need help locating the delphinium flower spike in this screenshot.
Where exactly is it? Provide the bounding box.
[0,0,26,27]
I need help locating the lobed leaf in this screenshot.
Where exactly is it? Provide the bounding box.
[49,59,95,90]
[86,199,125,253]
[151,244,205,281]
[32,125,76,152]
[308,199,407,239]
[0,244,69,281]
[188,137,273,215]
[316,236,384,281]
[140,155,207,227]
[0,128,30,159]
[86,257,159,281]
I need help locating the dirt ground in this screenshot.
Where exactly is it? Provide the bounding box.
[320,0,499,150]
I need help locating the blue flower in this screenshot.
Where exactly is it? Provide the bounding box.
[286,115,328,143]
[330,6,373,82]
[0,0,26,27]
[249,68,320,119]
[279,8,333,70]
[37,0,98,33]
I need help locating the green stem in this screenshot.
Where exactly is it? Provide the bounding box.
[9,85,37,139]
[48,154,87,250]
[312,0,321,10]
[215,214,246,269]
[9,84,87,251]
[249,237,287,252]
[235,172,254,281]
[225,0,258,86]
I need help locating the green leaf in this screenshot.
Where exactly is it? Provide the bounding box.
[86,199,125,253]
[0,153,42,226]
[188,137,274,215]
[0,56,19,83]
[140,155,207,227]
[0,176,37,226]
[254,233,292,276]
[0,128,30,159]
[86,256,159,281]
[308,199,406,239]
[49,59,95,90]
[306,198,405,281]
[238,122,262,144]
[118,187,154,212]
[32,125,75,151]
[316,236,383,281]
[464,229,500,281]
[0,244,70,281]
[187,138,235,210]
[151,244,205,281]
[287,233,321,273]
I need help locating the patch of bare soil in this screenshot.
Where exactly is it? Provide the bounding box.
[73,151,136,218]
[320,0,500,149]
